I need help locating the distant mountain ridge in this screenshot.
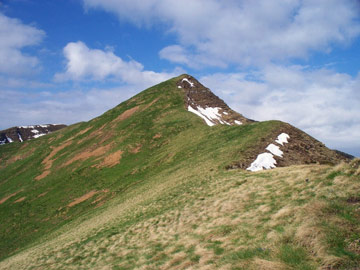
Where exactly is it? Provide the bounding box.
[0,124,66,145]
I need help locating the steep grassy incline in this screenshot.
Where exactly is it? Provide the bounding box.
[0,75,286,261]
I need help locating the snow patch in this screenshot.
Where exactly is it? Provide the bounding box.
[18,133,23,142]
[247,153,277,172]
[19,125,34,129]
[31,129,39,134]
[275,133,290,145]
[182,78,194,87]
[0,139,6,145]
[6,136,13,143]
[39,124,49,128]
[187,106,215,126]
[197,107,222,123]
[33,133,46,139]
[266,143,283,157]
[177,86,182,89]
[223,112,229,115]
[247,132,291,172]
[234,120,242,125]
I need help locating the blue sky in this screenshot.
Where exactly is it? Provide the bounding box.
[0,0,360,157]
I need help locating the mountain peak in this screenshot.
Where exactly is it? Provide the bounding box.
[176,74,253,126]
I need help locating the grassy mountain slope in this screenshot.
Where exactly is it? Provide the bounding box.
[0,75,358,269]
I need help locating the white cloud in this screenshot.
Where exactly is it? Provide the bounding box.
[200,67,360,155]
[83,0,360,68]
[0,13,45,75]
[55,41,175,86]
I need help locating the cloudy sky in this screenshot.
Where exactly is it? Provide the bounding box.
[0,0,359,156]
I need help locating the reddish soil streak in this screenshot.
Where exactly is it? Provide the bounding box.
[0,192,19,204]
[67,190,98,208]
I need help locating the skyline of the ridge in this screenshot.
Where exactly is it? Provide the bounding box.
[0,0,359,156]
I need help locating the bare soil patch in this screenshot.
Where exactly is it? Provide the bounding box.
[0,191,19,204]
[6,148,35,166]
[14,197,26,203]
[64,144,112,167]
[97,150,123,168]
[142,98,159,110]
[68,190,98,208]
[35,141,72,180]
[35,171,51,181]
[153,133,162,139]
[37,192,48,198]
[129,144,142,154]
[113,106,139,123]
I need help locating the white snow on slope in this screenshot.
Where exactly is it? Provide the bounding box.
[247,133,290,172]
[234,120,242,125]
[182,78,194,87]
[188,105,245,127]
[275,133,290,145]
[266,143,283,157]
[18,133,23,142]
[6,136,13,143]
[187,105,233,126]
[33,133,46,138]
[188,106,215,126]
[40,124,49,128]
[0,139,6,145]
[31,129,39,134]
[19,125,34,129]
[197,106,223,123]
[247,153,277,172]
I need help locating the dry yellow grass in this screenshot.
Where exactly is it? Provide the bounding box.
[1,163,359,270]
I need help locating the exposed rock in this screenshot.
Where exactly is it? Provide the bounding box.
[177,75,254,126]
[0,124,66,145]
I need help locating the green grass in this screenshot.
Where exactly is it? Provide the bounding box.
[0,75,359,269]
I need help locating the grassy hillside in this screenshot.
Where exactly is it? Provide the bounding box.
[0,75,283,260]
[1,161,359,270]
[0,74,359,269]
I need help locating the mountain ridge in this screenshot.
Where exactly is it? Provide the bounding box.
[0,124,66,145]
[0,74,358,269]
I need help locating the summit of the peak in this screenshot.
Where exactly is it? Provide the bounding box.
[175,75,254,127]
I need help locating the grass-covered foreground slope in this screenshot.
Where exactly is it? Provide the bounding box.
[1,161,360,270]
[0,74,358,269]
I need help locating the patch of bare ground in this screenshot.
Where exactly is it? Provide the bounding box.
[64,144,112,167]
[14,197,26,203]
[96,150,123,168]
[112,106,139,123]
[76,127,91,136]
[37,192,48,198]
[35,141,72,180]
[6,148,35,166]
[153,133,162,139]
[91,189,110,207]
[0,191,20,204]
[129,144,142,154]
[67,190,98,208]
[142,97,159,110]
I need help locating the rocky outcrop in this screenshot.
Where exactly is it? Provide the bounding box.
[177,75,254,126]
[0,124,66,145]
